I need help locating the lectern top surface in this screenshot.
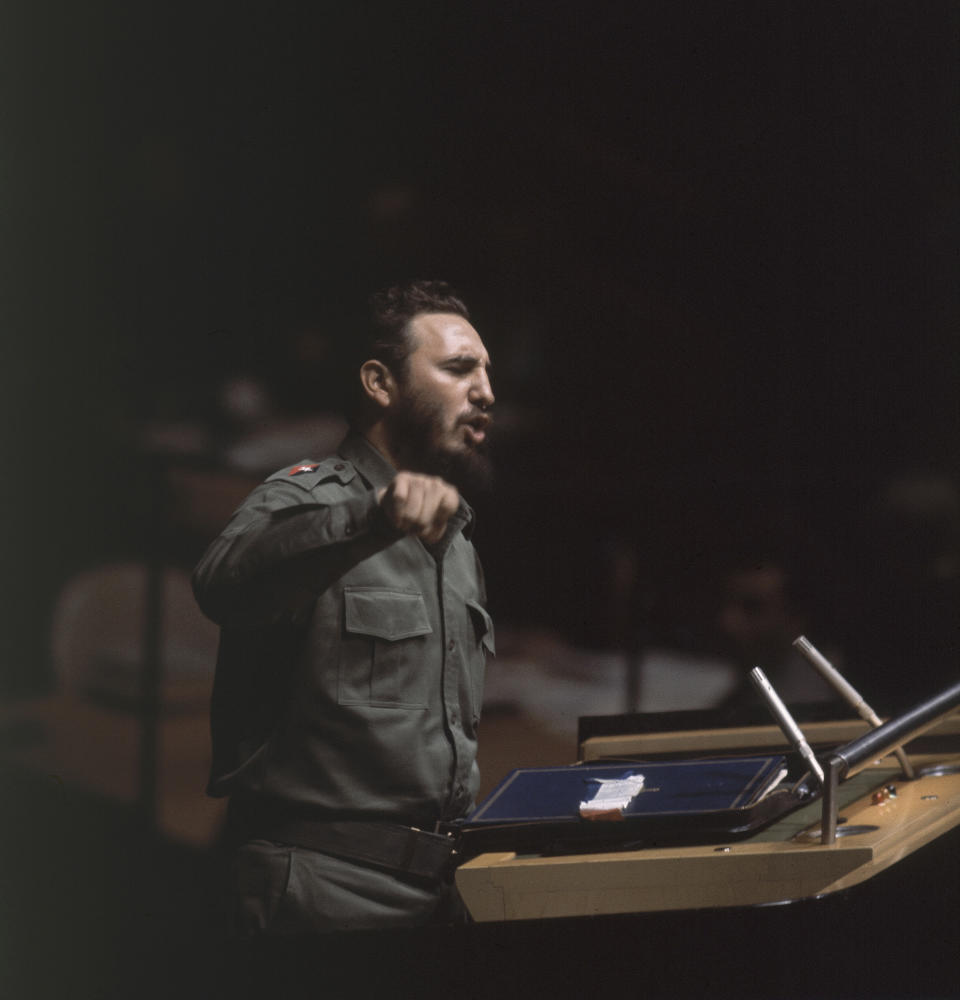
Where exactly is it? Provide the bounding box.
[465,756,787,826]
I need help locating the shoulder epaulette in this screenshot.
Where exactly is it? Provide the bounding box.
[266,457,357,490]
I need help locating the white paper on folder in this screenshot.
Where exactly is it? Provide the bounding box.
[579,774,646,817]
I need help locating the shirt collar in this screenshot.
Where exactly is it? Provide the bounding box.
[337,432,397,493]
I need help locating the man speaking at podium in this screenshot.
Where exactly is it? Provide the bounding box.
[193,281,495,936]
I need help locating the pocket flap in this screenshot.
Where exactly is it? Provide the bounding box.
[467,600,496,655]
[344,588,433,642]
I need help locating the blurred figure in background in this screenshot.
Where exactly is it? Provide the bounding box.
[712,549,843,713]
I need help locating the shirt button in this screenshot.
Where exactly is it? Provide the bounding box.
[344,523,354,536]
[447,640,456,651]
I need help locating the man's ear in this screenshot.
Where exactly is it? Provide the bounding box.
[359,360,396,410]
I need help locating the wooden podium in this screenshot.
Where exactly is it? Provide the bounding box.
[457,709,960,924]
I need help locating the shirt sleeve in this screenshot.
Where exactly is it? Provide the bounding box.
[192,479,402,627]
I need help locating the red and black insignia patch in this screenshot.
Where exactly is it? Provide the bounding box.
[289,462,320,476]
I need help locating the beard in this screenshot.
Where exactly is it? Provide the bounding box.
[387,390,495,497]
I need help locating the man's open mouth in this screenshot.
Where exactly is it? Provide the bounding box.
[461,413,491,445]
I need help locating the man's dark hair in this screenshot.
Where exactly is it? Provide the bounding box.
[366,280,470,375]
[347,280,470,423]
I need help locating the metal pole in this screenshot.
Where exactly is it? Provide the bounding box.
[821,756,843,846]
[137,460,167,832]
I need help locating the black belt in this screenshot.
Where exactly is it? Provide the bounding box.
[256,818,460,883]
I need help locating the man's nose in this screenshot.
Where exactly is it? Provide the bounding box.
[470,369,495,409]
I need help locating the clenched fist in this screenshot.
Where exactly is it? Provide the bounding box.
[377,472,460,545]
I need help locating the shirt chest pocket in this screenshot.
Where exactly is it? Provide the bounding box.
[465,600,495,723]
[466,600,495,657]
[339,588,433,709]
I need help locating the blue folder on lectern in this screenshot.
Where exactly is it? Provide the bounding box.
[456,756,795,855]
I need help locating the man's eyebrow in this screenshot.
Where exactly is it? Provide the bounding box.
[442,353,493,371]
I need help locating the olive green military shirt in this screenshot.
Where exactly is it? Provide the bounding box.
[192,433,494,829]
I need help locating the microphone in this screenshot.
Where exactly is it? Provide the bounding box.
[750,666,824,786]
[793,635,915,779]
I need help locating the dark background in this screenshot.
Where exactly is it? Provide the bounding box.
[6,0,957,704]
[2,2,959,997]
